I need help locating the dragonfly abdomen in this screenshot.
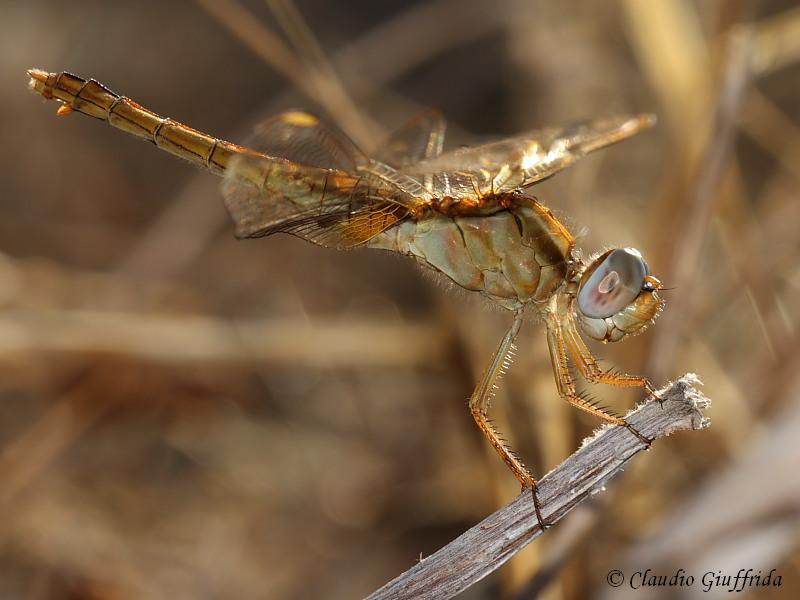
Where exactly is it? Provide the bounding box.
[28,69,254,178]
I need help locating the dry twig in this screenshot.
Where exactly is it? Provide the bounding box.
[367,375,710,600]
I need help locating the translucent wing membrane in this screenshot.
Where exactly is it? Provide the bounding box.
[375,109,446,195]
[243,110,428,196]
[247,110,367,171]
[404,114,655,198]
[222,153,412,248]
[221,110,434,248]
[375,109,446,168]
[222,111,423,248]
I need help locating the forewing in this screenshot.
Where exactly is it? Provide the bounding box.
[405,114,655,197]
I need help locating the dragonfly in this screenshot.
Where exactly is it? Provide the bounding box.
[28,69,664,529]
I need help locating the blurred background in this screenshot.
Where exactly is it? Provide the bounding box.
[2,1,799,598]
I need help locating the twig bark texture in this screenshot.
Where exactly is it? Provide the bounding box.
[367,374,711,600]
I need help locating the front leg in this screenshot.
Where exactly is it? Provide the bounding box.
[546,319,652,447]
[468,310,547,529]
[561,313,660,401]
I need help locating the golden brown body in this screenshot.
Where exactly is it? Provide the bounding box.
[28,68,664,530]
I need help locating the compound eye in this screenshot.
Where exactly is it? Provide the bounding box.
[577,248,648,318]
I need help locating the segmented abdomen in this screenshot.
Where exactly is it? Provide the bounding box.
[28,69,262,181]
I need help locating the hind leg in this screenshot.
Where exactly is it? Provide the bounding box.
[468,311,548,529]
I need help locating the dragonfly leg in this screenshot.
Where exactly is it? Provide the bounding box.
[546,322,652,448]
[562,314,662,404]
[469,311,548,530]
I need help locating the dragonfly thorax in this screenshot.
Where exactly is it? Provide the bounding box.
[369,193,575,311]
[426,193,514,217]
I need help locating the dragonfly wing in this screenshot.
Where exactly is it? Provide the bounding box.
[375,109,446,167]
[428,171,485,199]
[222,152,413,249]
[243,109,432,202]
[361,159,434,202]
[244,110,368,171]
[221,111,423,248]
[406,114,655,197]
[375,109,446,195]
[280,197,410,248]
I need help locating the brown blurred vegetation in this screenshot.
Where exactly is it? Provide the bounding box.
[2,1,799,598]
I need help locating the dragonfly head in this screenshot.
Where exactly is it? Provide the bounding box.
[573,248,664,342]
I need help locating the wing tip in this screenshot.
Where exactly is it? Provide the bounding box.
[604,113,657,144]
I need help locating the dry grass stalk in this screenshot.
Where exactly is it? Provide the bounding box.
[367,375,710,600]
